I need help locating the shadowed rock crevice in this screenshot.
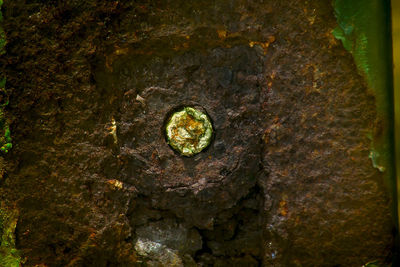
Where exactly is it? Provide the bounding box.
[194,184,264,266]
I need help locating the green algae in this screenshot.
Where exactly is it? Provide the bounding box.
[332,0,395,213]
[332,0,397,264]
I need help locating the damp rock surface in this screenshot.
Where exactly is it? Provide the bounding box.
[0,0,394,266]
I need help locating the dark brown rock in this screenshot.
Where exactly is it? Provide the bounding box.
[0,0,394,266]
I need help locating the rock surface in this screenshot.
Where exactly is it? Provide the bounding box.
[0,0,395,266]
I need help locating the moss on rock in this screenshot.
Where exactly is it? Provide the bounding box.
[0,205,22,267]
[0,1,19,266]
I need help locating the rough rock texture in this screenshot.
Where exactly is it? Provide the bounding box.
[0,0,395,266]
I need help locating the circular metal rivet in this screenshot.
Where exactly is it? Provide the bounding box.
[165,107,213,156]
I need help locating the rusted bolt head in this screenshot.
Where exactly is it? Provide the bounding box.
[165,107,213,156]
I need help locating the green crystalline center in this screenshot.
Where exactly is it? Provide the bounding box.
[166,107,213,156]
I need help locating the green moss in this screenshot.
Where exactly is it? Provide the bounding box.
[0,206,22,267]
[0,0,11,154]
[0,125,12,153]
[0,2,19,266]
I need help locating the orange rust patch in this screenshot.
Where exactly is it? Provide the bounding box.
[279,200,289,217]
[249,36,276,55]
[170,113,206,147]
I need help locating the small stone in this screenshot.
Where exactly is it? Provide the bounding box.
[134,238,184,267]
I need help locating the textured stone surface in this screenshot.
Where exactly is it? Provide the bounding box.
[0,0,395,266]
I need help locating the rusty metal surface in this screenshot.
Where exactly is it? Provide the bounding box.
[0,0,395,265]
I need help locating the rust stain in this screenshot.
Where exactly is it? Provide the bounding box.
[171,114,206,147]
[217,29,227,39]
[279,199,289,217]
[249,36,276,55]
[107,179,123,189]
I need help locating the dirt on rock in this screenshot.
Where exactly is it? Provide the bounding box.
[0,0,395,266]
